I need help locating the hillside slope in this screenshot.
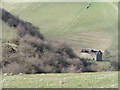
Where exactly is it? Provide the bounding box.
[2,8,91,74]
[2,2,118,57]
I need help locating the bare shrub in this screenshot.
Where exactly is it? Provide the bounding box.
[23,63,39,74]
[2,52,23,66]
[19,42,37,57]
[41,51,65,73]
[7,17,19,27]
[20,35,43,47]
[54,43,76,58]
[3,62,25,74]
[86,61,119,72]
[110,58,119,71]
[62,65,82,73]
[2,44,16,57]
[1,8,20,27]
[41,65,57,73]
[68,58,84,67]
[22,22,44,39]
[98,62,117,71]
[86,63,99,72]
[19,35,53,54]
[103,49,112,60]
[16,21,44,40]
[11,36,21,45]
[41,51,84,73]
[17,25,27,37]
[24,57,43,74]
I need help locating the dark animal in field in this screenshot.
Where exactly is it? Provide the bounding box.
[86,3,91,9]
[86,6,90,9]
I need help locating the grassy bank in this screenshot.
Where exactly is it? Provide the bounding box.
[2,71,118,88]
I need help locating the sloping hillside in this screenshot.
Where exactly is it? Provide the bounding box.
[2,2,118,57]
[2,8,91,74]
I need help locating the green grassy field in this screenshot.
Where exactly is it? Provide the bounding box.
[1,71,118,88]
[2,2,118,57]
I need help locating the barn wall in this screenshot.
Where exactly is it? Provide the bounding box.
[80,53,96,60]
[96,53,102,61]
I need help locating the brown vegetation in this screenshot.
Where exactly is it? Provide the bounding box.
[2,34,86,74]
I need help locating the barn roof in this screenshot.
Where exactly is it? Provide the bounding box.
[80,49,102,54]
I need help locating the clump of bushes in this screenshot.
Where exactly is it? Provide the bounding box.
[17,22,44,40]
[110,57,119,71]
[3,62,26,74]
[2,34,86,74]
[84,59,119,72]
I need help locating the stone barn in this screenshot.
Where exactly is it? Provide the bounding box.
[80,49,102,61]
